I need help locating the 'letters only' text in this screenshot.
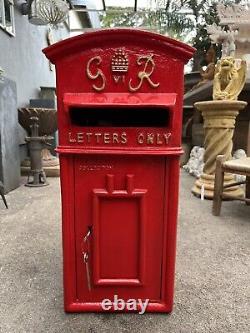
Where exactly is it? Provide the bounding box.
[68,131,171,146]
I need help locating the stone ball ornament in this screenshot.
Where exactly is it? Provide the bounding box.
[37,0,69,26]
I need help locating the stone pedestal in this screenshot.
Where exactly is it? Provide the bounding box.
[192,100,247,199]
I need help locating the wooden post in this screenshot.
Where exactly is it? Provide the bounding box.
[213,155,226,216]
[246,122,250,205]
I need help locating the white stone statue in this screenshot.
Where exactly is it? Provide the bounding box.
[184,146,247,183]
[217,4,248,25]
[206,23,237,57]
[216,3,250,77]
[183,146,205,178]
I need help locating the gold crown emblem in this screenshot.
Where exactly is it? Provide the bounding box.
[111,49,129,73]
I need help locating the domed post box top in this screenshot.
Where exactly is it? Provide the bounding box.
[43,29,195,153]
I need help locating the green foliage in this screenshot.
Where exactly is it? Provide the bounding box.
[100,6,194,41]
[100,1,244,70]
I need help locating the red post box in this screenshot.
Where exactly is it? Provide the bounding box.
[43,29,194,313]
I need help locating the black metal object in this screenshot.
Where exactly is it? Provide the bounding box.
[25,116,53,187]
[0,181,8,209]
[134,0,137,12]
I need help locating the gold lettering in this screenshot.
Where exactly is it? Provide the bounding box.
[77,132,84,143]
[86,132,92,143]
[121,132,127,144]
[86,56,106,92]
[104,133,111,144]
[163,133,171,144]
[68,132,76,143]
[95,133,102,143]
[113,76,120,83]
[79,164,114,171]
[129,54,160,92]
[147,133,154,144]
[156,133,163,145]
[113,133,119,143]
[113,75,125,83]
[137,133,144,144]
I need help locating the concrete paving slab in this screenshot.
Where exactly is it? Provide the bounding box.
[0,171,249,333]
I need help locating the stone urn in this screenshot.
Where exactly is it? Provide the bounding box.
[18,107,59,176]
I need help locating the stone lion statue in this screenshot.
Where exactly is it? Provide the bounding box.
[213,57,246,100]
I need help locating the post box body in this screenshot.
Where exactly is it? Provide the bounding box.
[43,29,194,313]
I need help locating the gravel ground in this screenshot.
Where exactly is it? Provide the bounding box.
[0,171,249,333]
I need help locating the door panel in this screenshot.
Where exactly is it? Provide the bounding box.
[74,155,166,302]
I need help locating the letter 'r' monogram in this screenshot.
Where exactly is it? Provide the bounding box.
[129,54,160,92]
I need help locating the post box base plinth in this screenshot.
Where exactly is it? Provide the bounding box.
[192,172,245,199]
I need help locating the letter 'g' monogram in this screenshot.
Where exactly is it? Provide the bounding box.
[129,54,160,92]
[86,56,106,91]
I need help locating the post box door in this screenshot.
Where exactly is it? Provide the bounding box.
[74,155,166,302]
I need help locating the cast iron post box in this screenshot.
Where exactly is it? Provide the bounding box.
[43,29,194,313]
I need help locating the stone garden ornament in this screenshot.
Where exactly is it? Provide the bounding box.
[190,46,216,91]
[206,23,237,58]
[212,3,250,78]
[183,146,205,178]
[213,57,247,100]
[21,0,70,26]
[192,56,247,199]
[37,0,69,26]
